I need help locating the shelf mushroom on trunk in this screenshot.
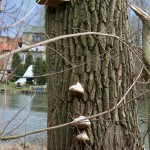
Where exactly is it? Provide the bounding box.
[72,116,91,129]
[36,0,70,7]
[76,131,90,143]
[69,82,84,97]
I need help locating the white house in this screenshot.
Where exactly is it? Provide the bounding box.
[20,44,46,64]
[19,25,46,63]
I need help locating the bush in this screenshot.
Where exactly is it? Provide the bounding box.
[33,57,46,85]
[12,64,25,81]
[12,53,21,69]
[11,53,24,81]
[24,52,33,71]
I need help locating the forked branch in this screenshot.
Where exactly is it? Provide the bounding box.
[130,3,150,23]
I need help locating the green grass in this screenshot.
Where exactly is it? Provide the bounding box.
[0,82,31,91]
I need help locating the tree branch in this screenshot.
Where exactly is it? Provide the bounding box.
[130,3,150,70]
[130,3,150,24]
[0,32,149,76]
[0,69,148,141]
[0,32,118,59]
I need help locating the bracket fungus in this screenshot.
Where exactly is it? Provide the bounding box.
[36,0,70,7]
[76,131,90,142]
[72,116,91,129]
[69,82,84,97]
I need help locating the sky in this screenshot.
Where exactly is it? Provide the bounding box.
[1,0,150,38]
[0,0,44,37]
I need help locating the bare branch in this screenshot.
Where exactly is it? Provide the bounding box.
[0,32,118,59]
[130,3,150,24]
[0,32,149,77]
[130,3,150,68]
[1,71,149,140]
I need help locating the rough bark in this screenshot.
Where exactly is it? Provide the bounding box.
[46,0,142,149]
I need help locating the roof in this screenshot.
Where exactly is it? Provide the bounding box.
[23,25,45,34]
[0,59,3,69]
[0,35,9,38]
[23,65,33,77]
[0,43,12,51]
[15,65,33,86]
[0,41,19,51]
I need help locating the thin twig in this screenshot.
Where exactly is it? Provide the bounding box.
[0,32,149,77]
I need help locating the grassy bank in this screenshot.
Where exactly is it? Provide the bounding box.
[0,82,31,91]
[0,143,46,150]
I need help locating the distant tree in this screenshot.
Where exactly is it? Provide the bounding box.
[11,53,23,81]
[12,53,22,69]
[12,64,25,81]
[33,57,46,85]
[24,52,33,71]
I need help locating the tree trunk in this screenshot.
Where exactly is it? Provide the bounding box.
[46,0,142,149]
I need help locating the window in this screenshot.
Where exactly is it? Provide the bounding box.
[37,36,41,41]
[21,54,25,63]
[32,35,41,41]
[32,35,36,41]
[33,55,35,61]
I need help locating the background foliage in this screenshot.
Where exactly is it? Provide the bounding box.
[33,57,46,84]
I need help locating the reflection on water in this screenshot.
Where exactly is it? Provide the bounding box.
[0,93,47,143]
[0,92,149,148]
[31,96,47,113]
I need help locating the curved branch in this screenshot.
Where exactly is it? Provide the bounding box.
[130,3,150,69]
[130,3,150,24]
[1,69,149,141]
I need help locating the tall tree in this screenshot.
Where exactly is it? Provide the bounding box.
[33,57,46,84]
[11,53,23,81]
[24,52,33,71]
[13,63,25,81]
[45,0,142,149]
[12,53,22,69]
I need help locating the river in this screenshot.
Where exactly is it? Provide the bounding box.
[0,93,149,149]
[0,93,47,144]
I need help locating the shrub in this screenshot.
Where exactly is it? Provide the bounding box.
[24,52,33,71]
[12,53,21,69]
[33,57,46,85]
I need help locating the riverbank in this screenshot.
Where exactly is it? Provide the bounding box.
[0,93,47,149]
[0,143,47,150]
[0,82,30,91]
[0,82,47,94]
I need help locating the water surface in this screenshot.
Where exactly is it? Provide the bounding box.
[0,92,47,143]
[0,92,149,149]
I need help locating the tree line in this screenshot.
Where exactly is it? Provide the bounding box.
[11,52,46,85]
